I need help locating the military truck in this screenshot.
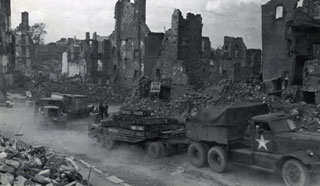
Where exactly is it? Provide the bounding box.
[88,109,186,158]
[34,104,67,128]
[187,102,320,186]
[50,93,91,119]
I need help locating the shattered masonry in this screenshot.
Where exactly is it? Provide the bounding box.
[212,36,261,83]
[15,12,34,71]
[144,9,211,89]
[109,0,150,88]
[0,0,15,88]
[262,0,320,103]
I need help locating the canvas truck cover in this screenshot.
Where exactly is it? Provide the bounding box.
[191,102,269,127]
[187,102,269,144]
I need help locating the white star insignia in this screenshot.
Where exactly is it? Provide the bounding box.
[256,135,270,151]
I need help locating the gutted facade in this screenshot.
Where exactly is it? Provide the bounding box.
[262,0,320,100]
[213,36,261,82]
[110,0,150,88]
[15,12,34,71]
[144,9,211,90]
[0,0,15,90]
[84,32,112,84]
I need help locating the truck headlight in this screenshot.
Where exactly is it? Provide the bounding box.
[307,149,314,156]
[130,126,145,131]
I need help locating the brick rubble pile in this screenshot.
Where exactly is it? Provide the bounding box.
[0,134,88,186]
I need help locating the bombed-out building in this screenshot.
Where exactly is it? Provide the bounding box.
[144,9,211,90]
[15,12,34,71]
[262,0,320,103]
[60,32,112,83]
[213,36,261,82]
[0,0,15,89]
[109,0,150,88]
[84,32,112,84]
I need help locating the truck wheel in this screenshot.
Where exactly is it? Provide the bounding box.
[147,142,165,159]
[188,142,208,167]
[207,146,227,173]
[102,137,117,150]
[282,159,310,186]
[96,134,102,143]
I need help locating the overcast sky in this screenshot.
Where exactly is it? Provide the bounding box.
[11,0,270,48]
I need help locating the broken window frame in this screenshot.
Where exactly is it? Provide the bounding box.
[295,0,304,8]
[275,5,284,20]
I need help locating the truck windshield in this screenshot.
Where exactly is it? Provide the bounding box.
[272,119,297,133]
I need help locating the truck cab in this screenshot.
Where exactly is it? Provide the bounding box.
[186,102,320,186]
[230,113,320,186]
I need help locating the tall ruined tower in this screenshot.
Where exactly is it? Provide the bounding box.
[112,0,150,88]
[0,0,11,32]
[0,0,15,90]
[21,12,29,33]
[134,0,146,24]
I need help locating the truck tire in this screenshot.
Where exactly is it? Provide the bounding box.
[188,142,208,167]
[96,134,102,143]
[147,142,165,159]
[207,146,227,173]
[102,137,117,150]
[282,159,310,186]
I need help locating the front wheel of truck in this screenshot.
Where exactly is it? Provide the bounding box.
[282,159,310,186]
[208,146,227,173]
[147,142,165,159]
[188,142,208,167]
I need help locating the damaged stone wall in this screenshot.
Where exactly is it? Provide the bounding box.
[246,49,262,76]
[262,0,320,92]
[303,59,320,104]
[144,32,164,79]
[262,0,297,85]
[84,32,112,84]
[0,0,15,91]
[144,9,211,89]
[110,0,150,88]
[15,12,34,72]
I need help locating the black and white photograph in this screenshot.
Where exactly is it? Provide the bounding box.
[1,0,320,186]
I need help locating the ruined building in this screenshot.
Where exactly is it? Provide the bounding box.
[212,36,261,82]
[109,0,150,88]
[144,9,211,90]
[0,0,15,90]
[84,32,112,84]
[60,32,112,84]
[15,12,34,71]
[262,0,320,103]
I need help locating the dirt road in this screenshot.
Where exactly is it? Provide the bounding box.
[0,105,319,186]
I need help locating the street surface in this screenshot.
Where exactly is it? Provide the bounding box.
[0,104,319,186]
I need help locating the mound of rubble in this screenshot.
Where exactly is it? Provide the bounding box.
[9,72,128,104]
[0,134,88,186]
[122,77,320,132]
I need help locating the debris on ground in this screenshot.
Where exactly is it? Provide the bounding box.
[122,77,320,132]
[0,134,89,186]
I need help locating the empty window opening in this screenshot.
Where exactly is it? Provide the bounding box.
[276,6,284,19]
[159,86,171,102]
[303,91,316,104]
[156,69,161,79]
[134,70,139,79]
[296,0,304,8]
[293,56,308,85]
[113,65,117,73]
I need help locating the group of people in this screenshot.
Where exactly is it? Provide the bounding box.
[99,102,109,119]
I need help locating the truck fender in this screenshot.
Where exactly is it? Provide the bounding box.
[277,151,317,171]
